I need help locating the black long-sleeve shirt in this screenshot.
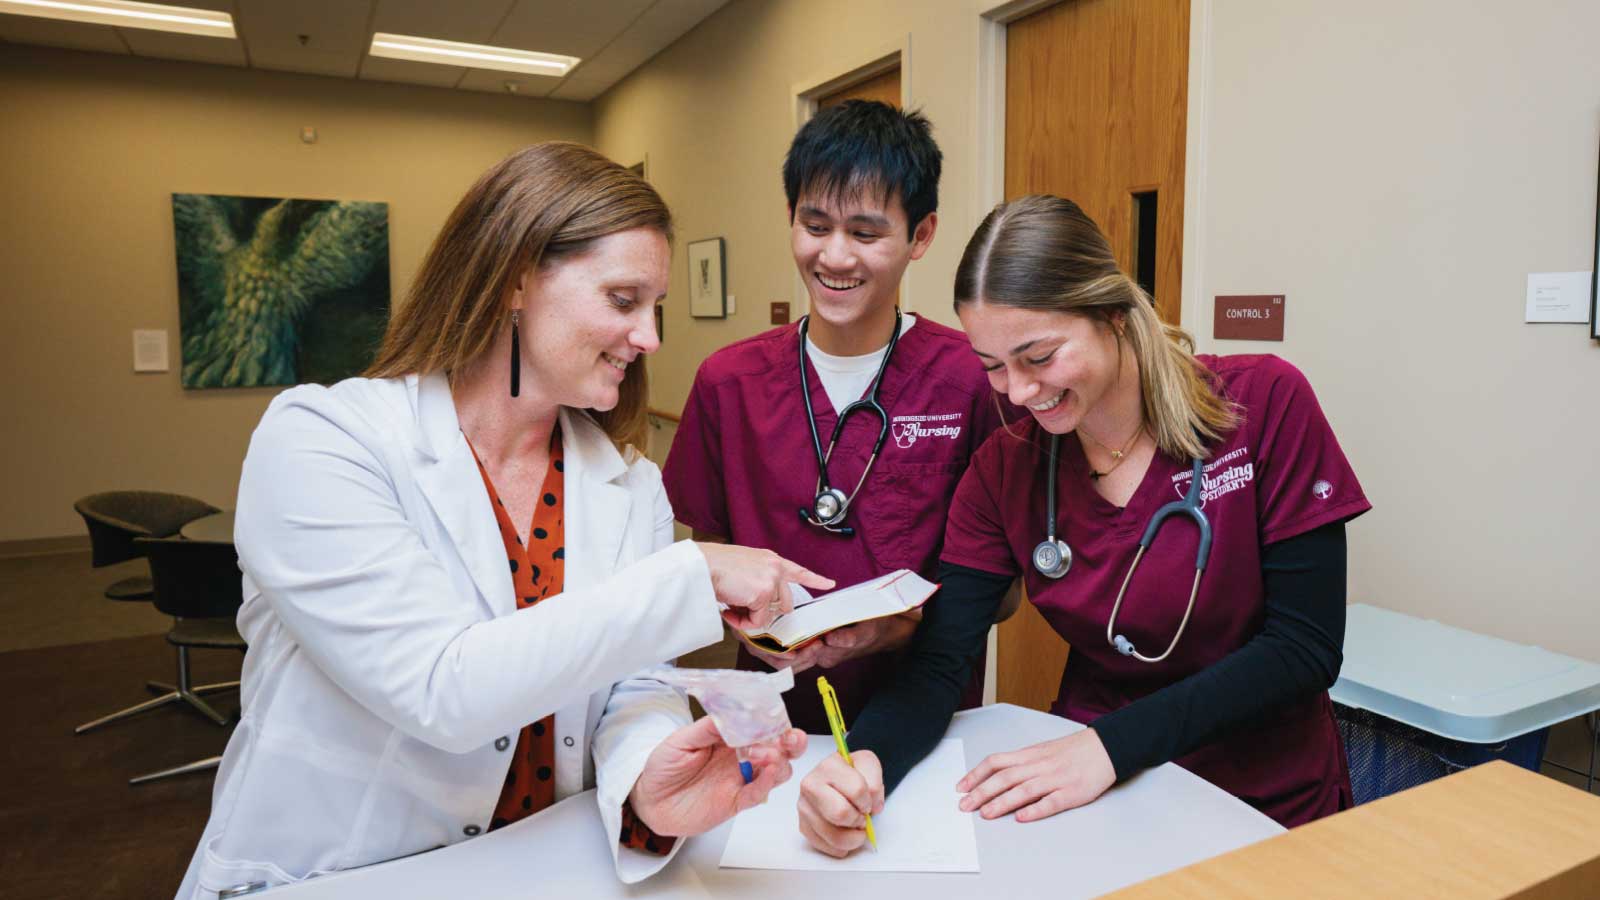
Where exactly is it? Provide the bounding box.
[848,521,1347,794]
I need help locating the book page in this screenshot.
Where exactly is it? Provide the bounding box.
[757,570,935,649]
[719,737,979,873]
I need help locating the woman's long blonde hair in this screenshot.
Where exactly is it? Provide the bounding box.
[954,194,1236,459]
[366,142,671,450]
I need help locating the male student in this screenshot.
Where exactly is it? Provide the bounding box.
[663,100,1015,734]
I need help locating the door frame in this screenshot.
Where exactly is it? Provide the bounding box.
[788,37,914,317]
[969,0,1216,704]
[973,0,1214,336]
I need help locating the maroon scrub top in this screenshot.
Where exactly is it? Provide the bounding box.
[940,354,1370,827]
[664,317,1017,733]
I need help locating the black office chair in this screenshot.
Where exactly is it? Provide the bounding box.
[73,493,224,735]
[120,535,248,784]
[73,491,220,600]
[74,530,241,733]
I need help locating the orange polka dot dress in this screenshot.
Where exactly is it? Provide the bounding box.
[471,427,672,854]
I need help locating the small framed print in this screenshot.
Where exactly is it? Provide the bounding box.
[688,237,726,319]
[1592,134,1600,341]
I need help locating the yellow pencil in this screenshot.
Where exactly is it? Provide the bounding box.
[816,676,878,851]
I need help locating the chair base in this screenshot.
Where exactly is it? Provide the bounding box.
[76,646,236,734]
[75,687,233,733]
[147,679,239,697]
[130,755,220,786]
[105,575,153,601]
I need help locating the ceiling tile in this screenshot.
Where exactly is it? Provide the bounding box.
[456,66,564,98]
[547,76,612,102]
[362,0,513,85]
[370,0,510,44]
[608,0,729,59]
[563,43,645,84]
[120,28,246,67]
[0,14,129,54]
[491,0,651,60]
[237,0,370,78]
[360,55,465,88]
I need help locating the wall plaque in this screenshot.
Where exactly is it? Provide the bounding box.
[1213,295,1284,341]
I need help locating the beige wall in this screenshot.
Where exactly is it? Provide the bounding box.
[1194,0,1600,659]
[0,45,591,543]
[596,0,1600,660]
[594,0,999,416]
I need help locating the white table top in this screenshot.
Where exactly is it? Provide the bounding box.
[1331,603,1600,742]
[179,510,235,543]
[274,704,1281,899]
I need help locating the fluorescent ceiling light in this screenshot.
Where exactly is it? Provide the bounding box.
[369,32,579,78]
[0,0,235,38]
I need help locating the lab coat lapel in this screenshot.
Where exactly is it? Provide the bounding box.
[410,373,515,618]
[559,407,629,593]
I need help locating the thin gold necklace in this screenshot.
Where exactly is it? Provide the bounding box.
[1080,422,1145,482]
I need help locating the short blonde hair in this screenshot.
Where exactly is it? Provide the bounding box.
[366,142,672,451]
[954,195,1236,459]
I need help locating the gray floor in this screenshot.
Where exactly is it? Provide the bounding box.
[0,549,1591,795]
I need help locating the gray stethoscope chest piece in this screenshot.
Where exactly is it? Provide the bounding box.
[812,487,848,526]
[1032,536,1071,579]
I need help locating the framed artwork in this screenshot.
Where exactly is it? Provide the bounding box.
[688,237,726,318]
[1592,135,1600,341]
[172,193,390,388]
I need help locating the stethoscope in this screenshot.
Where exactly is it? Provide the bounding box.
[1032,432,1214,664]
[796,309,902,537]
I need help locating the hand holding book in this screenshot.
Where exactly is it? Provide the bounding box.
[738,570,938,654]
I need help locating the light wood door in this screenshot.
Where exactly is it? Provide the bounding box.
[998,0,1190,711]
[817,66,900,109]
[1006,0,1189,323]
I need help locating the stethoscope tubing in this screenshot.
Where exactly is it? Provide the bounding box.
[1036,439,1213,663]
[797,310,902,533]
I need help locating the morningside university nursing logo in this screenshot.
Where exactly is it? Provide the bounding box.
[1171,447,1254,507]
[891,412,963,448]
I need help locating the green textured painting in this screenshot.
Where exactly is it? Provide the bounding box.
[172,194,390,389]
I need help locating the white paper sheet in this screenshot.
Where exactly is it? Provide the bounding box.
[1524,270,1591,323]
[719,737,979,873]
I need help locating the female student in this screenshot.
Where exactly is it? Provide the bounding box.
[798,194,1370,856]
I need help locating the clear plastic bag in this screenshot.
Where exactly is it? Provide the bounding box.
[642,666,794,775]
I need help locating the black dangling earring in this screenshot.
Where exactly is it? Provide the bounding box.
[508,309,521,398]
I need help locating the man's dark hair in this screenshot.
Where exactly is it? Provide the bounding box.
[782,100,942,239]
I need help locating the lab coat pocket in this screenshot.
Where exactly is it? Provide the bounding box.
[863,461,967,572]
[195,838,303,898]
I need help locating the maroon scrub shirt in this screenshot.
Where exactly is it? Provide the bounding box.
[664,318,1018,733]
[940,354,1371,827]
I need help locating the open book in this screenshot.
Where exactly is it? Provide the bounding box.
[739,569,938,654]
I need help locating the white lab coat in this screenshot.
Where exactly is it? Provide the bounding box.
[176,373,723,898]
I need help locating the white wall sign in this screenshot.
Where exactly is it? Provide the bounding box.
[1524,271,1591,323]
[132,329,169,373]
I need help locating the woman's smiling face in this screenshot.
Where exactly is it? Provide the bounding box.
[959,301,1125,435]
[517,226,669,412]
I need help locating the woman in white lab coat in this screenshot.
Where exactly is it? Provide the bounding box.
[178,143,828,899]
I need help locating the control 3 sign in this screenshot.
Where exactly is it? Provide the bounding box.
[1213,295,1285,341]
